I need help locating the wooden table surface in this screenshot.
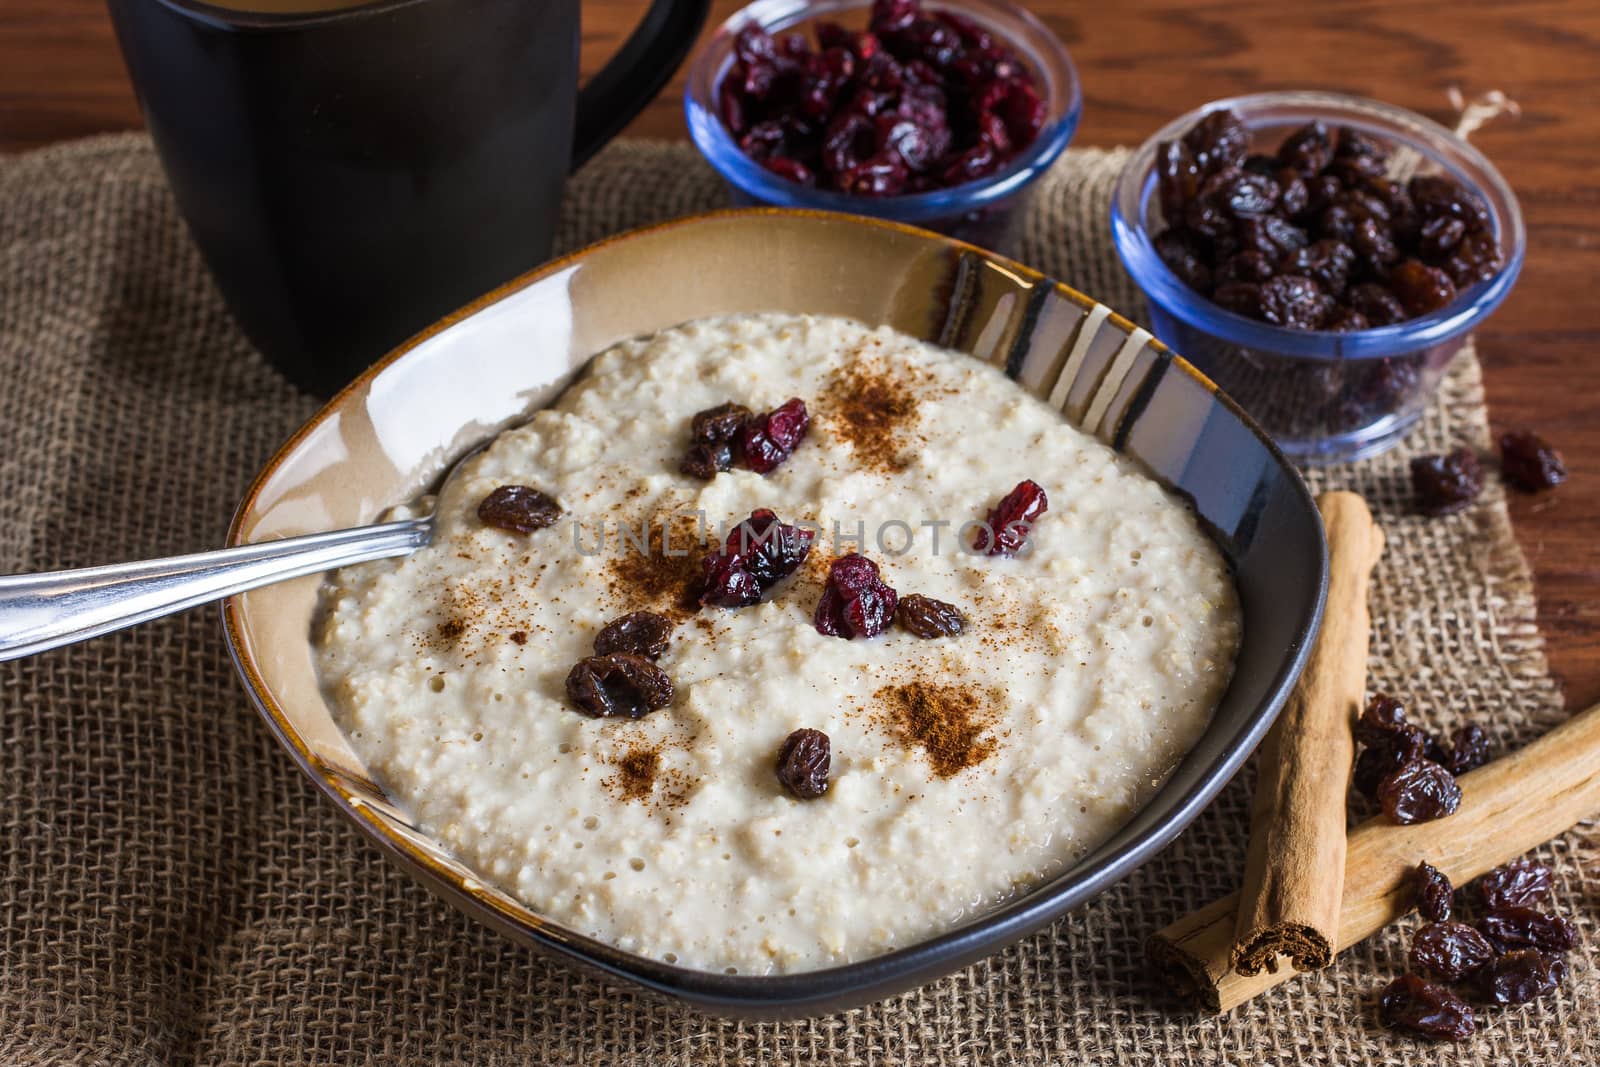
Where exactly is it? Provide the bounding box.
[2,0,1597,709]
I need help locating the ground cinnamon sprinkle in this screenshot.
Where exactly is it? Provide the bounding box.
[822,359,920,473]
[604,513,703,613]
[608,748,660,802]
[436,617,467,641]
[876,681,999,777]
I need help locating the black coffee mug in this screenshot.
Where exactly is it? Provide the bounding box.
[108,0,710,396]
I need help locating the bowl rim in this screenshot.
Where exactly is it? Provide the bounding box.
[222,206,1326,1014]
[683,0,1083,221]
[1111,89,1526,362]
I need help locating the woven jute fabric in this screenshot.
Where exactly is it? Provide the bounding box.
[0,135,1591,1066]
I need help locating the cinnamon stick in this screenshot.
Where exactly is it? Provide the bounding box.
[1149,698,1600,1013]
[1231,491,1385,976]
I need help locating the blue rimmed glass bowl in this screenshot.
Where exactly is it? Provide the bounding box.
[1112,91,1525,463]
[684,0,1081,255]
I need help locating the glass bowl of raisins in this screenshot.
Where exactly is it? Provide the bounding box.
[1112,91,1525,463]
[684,0,1081,256]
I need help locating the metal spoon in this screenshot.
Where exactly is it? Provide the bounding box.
[0,443,488,662]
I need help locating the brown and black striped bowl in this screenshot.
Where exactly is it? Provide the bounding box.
[223,208,1328,1017]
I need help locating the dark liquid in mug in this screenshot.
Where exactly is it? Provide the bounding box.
[195,0,378,11]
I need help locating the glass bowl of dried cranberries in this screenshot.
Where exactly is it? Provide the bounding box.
[1112,91,1525,463]
[685,0,1081,255]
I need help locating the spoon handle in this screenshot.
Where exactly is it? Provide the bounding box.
[0,518,431,662]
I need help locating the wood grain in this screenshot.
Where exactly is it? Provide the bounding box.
[2,0,1597,707]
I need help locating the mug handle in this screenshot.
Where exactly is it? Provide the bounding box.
[572,0,713,169]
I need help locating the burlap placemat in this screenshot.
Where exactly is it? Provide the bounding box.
[0,135,1591,1066]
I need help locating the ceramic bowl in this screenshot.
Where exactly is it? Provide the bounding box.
[223,209,1327,1018]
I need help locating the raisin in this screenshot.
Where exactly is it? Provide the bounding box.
[1347,282,1407,326]
[1195,166,1279,220]
[1415,861,1455,923]
[1351,216,1400,274]
[1324,307,1369,332]
[1443,229,1502,287]
[1478,907,1577,953]
[594,612,674,660]
[1212,281,1263,319]
[896,593,965,638]
[1389,258,1458,316]
[1155,139,1201,219]
[1277,119,1334,174]
[1378,759,1462,824]
[1153,228,1213,294]
[1182,109,1249,173]
[975,479,1049,556]
[1418,215,1467,261]
[1353,724,1429,799]
[1475,949,1567,1006]
[680,442,734,479]
[1234,216,1308,258]
[814,553,898,639]
[565,654,673,719]
[1498,430,1567,492]
[1257,274,1332,330]
[1479,861,1555,910]
[737,397,811,474]
[1409,174,1491,232]
[776,728,831,799]
[691,401,752,445]
[1410,448,1483,517]
[1280,239,1355,298]
[698,508,815,608]
[1275,168,1309,218]
[1377,974,1475,1042]
[1356,692,1409,747]
[1215,251,1277,287]
[1410,921,1495,983]
[477,485,562,534]
[1441,723,1490,776]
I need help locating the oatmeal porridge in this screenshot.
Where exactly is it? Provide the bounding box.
[316,313,1241,974]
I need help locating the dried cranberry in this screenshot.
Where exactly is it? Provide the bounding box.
[895,593,965,638]
[565,654,673,719]
[737,397,811,474]
[1410,921,1496,983]
[1378,759,1462,824]
[1479,861,1555,911]
[1478,907,1577,953]
[814,554,898,639]
[1441,723,1490,776]
[1415,861,1455,923]
[1410,448,1483,517]
[776,728,831,799]
[1498,430,1567,492]
[594,612,674,660]
[1377,974,1475,1042]
[698,508,815,609]
[1475,950,1567,1006]
[975,479,1048,556]
[477,485,562,534]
